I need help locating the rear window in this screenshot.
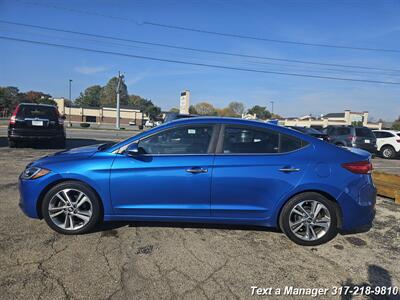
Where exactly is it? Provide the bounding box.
[17,105,57,120]
[335,127,351,135]
[355,127,374,137]
[222,126,308,154]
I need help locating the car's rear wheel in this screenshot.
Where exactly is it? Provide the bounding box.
[279,192,338,246]
[381,145,396,159]
[41,181,101,234]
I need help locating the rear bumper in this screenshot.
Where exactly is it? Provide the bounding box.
[353,143,378,154]
[338,180,376,231]
[8,128,65,140]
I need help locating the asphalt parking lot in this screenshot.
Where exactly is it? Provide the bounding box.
[0,131,400,299]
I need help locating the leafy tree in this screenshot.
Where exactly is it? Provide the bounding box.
[169,108,180,113]
[248,105,272,120]
[100,77,128,106]
[194,102,217,116]
[189,105,197,114]
[23,91,55,105]
[0,86,21,111]
[128,95,161,120]
[392,116,400,131]
[228,101,245,116]
[75,85,102,107]
[216,107,236,117]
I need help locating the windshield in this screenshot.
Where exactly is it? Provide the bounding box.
[355,127,375,138]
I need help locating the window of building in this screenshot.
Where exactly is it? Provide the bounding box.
[138,125,213,155]
[85,116,97,123]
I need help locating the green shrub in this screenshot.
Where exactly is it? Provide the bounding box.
[80,122,90,128]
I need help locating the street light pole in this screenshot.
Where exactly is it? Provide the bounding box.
[116,71,124,130]
[270,101,274,117]
[69,79,72,127]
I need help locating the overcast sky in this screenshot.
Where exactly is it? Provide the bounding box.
[0,0,399,120]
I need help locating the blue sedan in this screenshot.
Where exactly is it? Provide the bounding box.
[19,117,376,246]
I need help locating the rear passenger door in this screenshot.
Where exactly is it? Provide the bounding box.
[211,125,312,219]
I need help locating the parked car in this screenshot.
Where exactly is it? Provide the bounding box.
[19,117,376,246]
[323,125,377,153]
[8,103,66,148]
[164,112,198,123]
[144,120,155,128]
[373,130,400,159]
[288,126,328,141]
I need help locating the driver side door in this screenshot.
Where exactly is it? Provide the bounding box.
[110,124,218,217]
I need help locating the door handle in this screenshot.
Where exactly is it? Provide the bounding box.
[279,167,300,173]
[186,167,208,174]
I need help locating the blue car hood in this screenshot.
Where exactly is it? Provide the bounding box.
[32,144,101,166]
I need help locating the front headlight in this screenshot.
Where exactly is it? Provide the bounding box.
[21,167,51,180]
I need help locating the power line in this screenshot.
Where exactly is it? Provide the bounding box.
[1,20,399,74]
[13,0,400,54]
[143,21,400,54]
[1,35,400,85]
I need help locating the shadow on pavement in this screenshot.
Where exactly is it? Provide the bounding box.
[0,137,8,148]
[0,138,115,150]
[66,138,115,149]
[340,264,394,300]
[89,220,282,235]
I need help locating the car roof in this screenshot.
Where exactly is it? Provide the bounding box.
[107,116,315,153]
[167,116,271,127]
[18,103,56,108]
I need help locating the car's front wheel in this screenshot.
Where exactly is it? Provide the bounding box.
[279,192,338,246]
[42,181,101,234]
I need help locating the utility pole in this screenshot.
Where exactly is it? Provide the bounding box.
[270,100,274,117]
[116,71,124,130]
[68,79,72,127]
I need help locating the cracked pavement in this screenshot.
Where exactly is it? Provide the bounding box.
[0,138,399,299]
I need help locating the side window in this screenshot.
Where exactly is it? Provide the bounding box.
[373,132,381,138]
[138,125,213,154]
[381,132,394,138]
[280,134,304,153]
[222,126,279,154]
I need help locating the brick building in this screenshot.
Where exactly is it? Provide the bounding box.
[54,98,145,126]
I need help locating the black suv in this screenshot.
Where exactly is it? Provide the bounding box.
[8,103,66,148]
[323,125,377,153]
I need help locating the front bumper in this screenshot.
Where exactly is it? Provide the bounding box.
[18,172,62,219]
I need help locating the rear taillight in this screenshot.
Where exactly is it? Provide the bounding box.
[342,161,373,174]
[9,104,20,124]
[346,135,356,143]
[396,139,400,143]
[55,109,64,125]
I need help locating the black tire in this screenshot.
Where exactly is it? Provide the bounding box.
[41,181,101,235]
[380,145,396,159]
[279,192,338,246]
[8,140,17,148]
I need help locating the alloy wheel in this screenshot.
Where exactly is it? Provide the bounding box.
[382,148,393,158]
[48,188,93,231]
[288,200,331,241]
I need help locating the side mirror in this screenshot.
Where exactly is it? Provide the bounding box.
[127,143,140,156]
